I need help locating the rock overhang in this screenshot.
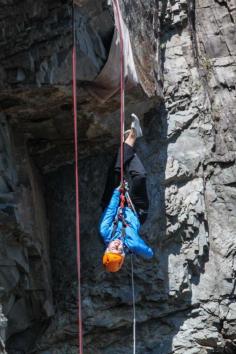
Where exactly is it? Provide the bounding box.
[0,0,161,173]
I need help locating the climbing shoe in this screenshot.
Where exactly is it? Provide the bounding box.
[131,113,143,138]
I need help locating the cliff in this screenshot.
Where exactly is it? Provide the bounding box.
[0,0,236,353]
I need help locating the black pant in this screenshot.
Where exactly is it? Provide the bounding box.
[101,144,149,224]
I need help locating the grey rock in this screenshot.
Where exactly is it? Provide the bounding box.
[0,0,236,353]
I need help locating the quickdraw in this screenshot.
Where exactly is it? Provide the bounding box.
[120,180,137,214]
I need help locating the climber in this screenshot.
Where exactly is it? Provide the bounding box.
[99,114,154,272]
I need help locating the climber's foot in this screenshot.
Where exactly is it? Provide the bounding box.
[131,113,143,138]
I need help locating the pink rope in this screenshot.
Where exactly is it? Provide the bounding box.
[113,0,125,184]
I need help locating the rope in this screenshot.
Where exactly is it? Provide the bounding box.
[72,2,83,354]
[112,2,136,352]
[112,0,125,184]
[131,254,136,354]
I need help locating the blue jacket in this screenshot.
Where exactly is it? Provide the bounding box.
[99,189,153,259]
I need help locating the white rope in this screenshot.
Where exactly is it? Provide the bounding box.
[113,3,136,352]
[131,254,136,354]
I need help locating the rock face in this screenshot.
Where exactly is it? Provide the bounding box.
[0,0,236,353]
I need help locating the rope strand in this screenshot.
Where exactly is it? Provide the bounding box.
[112,2,136,352]
[72,3,83,354]
[131,254,136,354]
[113,0,125,184]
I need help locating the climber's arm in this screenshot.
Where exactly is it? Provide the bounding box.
[99,188,120,244]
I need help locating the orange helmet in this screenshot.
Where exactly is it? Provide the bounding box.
[103,252,125,272]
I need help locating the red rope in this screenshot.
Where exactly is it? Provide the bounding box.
[72,3,83,354]
[113,0,125,184]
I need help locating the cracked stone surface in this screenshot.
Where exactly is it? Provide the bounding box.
[0,0,236,353]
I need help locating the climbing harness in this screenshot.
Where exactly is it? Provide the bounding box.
[72,2,83,354]
[110,182,131,243]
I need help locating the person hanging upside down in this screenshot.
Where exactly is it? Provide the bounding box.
[99,114,154,272]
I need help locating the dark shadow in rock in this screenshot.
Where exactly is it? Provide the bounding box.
[6,322,49,354]
[134,101,171,353]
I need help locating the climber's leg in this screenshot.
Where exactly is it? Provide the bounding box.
[101,142,135,210]
[116,131,149,223]
[128,152,149,224]
[121,128,149,223]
